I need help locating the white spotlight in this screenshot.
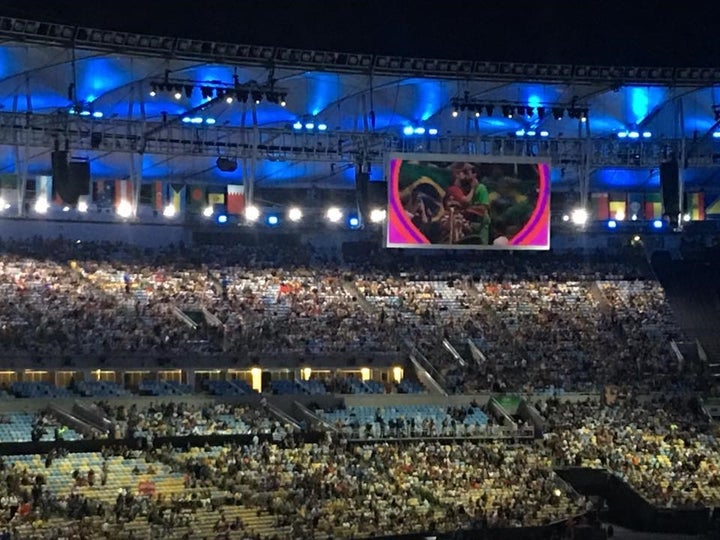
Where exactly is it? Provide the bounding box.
[202,205,214,218]
[245,205,260,222]
[34,199,49,214]
[326,207,343,223]
[77,201,89,213]
[0,197,5,211]
[570,208,588,226]
[683,213,692,222]
[62,206,70,212]
[614,209,626,221]
[288,207,303,222]
[369,208,387,223]
[163,204,176,218]
[116,200,133,218]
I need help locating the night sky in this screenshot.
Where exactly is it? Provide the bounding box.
[0,0,718,68]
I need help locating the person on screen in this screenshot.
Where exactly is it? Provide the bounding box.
[487,167,534,241]
[448,162,491,244]
[439,186,472,244]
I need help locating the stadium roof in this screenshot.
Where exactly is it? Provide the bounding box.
[0,16,719,193]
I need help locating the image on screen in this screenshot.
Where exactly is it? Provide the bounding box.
[386,154,550,250]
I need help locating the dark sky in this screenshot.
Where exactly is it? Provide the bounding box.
[1,0,719,67]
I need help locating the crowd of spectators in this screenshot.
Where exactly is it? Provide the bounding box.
[0,393,716,538]
[0,238,692,395]
[542,394,719,508]
[94,401,287,440]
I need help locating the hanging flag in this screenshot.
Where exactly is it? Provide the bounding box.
[36,175,52,205]
[0,174,17,192]
[591,192,609,220]
[0,174,17,208]
[688,192,705,221]
[207,191,225,206]
[114,180,132,208]
[644,192,662,219]
[94,180,114,208]
[706,194,720,216]
[609,192,626,221]
[153,181,164,211]
[626,192,644,220]
[187,185,206,214]
[168,184,186,213]
[227,184,245,215]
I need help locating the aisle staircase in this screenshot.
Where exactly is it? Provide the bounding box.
[652,259,720,381]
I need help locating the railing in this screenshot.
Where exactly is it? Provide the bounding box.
[442,338,467,367]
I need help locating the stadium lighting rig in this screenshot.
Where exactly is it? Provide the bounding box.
[149,72,287,106]
[450,91,588,122]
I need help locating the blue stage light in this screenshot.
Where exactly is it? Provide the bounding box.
[652,219,663,229]
[292,121,303,130]
[539,130,549,137]
[348,216,361,229]
[413,127,426,135]
[428,128,438,135]
[267,214,279,226]
[403,126,414,136]
[317,123,328,131]
[607,220,617,229]
[216,214,228,224]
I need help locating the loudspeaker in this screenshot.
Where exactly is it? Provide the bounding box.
[69,161,91,194]
[53,157,90,205]
[355,165,370,218]
[216,157,237,172]
[51,150,68,187]
[660,159,680,219]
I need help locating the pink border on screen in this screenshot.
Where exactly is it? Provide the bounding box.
[387,159,550,248]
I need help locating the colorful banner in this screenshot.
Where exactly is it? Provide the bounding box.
[169,184,186,213]
[687,192,705,221]
[227,184,245,215]
[386,154,550,250]
[153,181,164,211]
[591,192,609,220]
[644,192,662,220]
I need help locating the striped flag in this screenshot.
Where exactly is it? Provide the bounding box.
[36,175,52,205]
[609,192,626,220]
[227,184,245,215]
[168,184,186,213]
[591,192,609,220]
[687,192,705,221]
[114,180,132,208]
[153,181,164,211]
[644,192,662,219]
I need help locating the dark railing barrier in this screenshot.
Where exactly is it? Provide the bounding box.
[556,467,710,535]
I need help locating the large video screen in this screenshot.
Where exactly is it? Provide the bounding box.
[386,154,550,250]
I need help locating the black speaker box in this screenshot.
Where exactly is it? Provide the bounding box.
[660,159,680,218]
